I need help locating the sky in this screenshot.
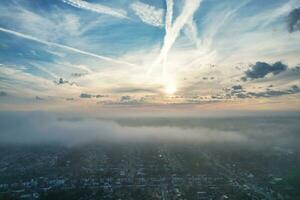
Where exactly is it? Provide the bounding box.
[0,0,300,113]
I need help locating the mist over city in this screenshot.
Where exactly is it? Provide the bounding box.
[1,0,300,199]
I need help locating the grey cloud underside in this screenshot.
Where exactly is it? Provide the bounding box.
[288,7,300,33]
[80,93,106,98]
[97,95,152,105]
[242,62,287,81]
[232,85,243,91]
[121,95,131,102]
[55,78,77,86]
[99,95,144,105]
[35,96,44,101]
[0,91,8,97]
[231,85,300,99]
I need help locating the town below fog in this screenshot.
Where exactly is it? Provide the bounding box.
[0,115,299,200]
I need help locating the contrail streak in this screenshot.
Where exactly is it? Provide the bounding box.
[147,0,173,76]
[0,27,137,67]
[148,0,203,76]
[162,0,174,76]
[62,0,128,19]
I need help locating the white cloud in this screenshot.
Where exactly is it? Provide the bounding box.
[130,1,164,28]
[61,0,128,19]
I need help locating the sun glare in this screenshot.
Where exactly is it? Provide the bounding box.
[164,83,177,95]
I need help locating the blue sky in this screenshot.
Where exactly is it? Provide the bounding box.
[0,0,300,111]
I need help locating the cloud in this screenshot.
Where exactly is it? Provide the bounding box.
[130,1,164,28]
[80,93,105,99]
[35,96,44,101]
[242,61,287,81]
[235,93,249,99]
[0,91,8,97]
[247,85,300,98]
[55,78,77,86]
[232,85,243,91]
[228,85,300,99]
[116,95,144,105]
[95,95,105,98]
[225,83,300,99]
[120,95,131,102]
[61,0,128,19]
[287,7,300,32]
[80,93,92,98]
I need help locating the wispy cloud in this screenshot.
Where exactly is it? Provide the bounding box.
[61,0,128,19]
[130,1,164,28]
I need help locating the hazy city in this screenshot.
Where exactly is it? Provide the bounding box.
[1,0,300,199]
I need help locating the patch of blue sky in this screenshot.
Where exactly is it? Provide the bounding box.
[0,34,58,64]
[84,22,164,56]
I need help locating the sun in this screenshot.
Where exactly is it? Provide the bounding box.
[164,83,177,95]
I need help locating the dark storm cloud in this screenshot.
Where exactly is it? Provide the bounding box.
[242,62,287,81]
[0,91,8,97]
[287,7,300,33]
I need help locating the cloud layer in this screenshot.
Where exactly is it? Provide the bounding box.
[1,112,299,147]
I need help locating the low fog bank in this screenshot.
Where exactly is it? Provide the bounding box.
[0,111,299,149]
